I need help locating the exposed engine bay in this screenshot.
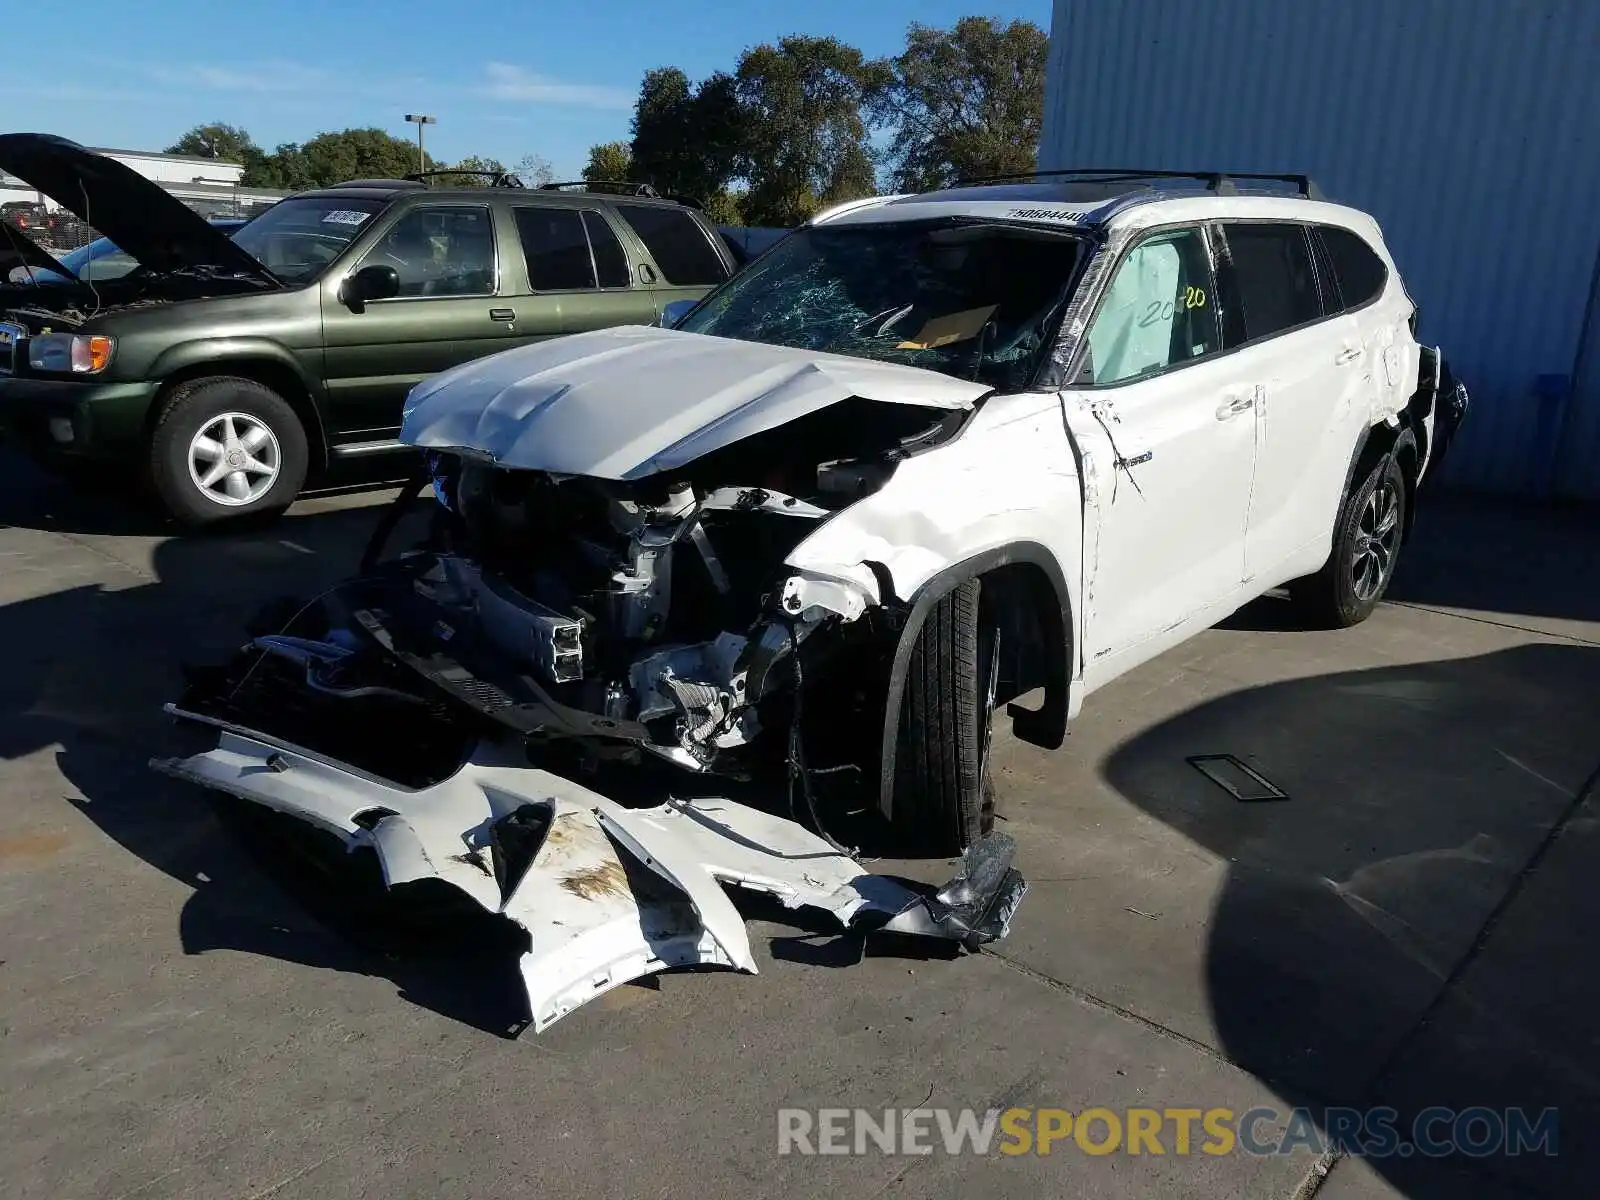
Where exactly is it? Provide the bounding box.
[0,271,272,332]
[175,396,973,810]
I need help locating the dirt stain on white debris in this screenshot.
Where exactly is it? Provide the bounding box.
[560,860,630,902]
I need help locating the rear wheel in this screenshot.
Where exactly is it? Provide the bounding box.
[148,376,308,526]
[1289,454,1406,628]
[889,579,999,856]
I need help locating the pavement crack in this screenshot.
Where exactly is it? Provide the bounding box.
[1385,600,1600,646]
[981,947,1275,1081]
[1359,754,1600,1098]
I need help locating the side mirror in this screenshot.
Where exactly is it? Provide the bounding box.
[345,264,400,305]
[659,298,697,329]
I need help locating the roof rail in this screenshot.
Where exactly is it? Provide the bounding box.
[538,180,661,198]
[338,178,428,190]
[956,168,1325,201]
[404,169,525,188]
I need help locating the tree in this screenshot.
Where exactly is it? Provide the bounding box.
[513,153,554,187]
[873,18,1049,193]
[252,128,439,190]
[167,123,272,184]
[629,67,742,203]
[583,141,632,184]
[733,36,890,226]
[430,155,509,187]
[167,122,259,165]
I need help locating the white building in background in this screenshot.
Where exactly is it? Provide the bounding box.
[1,145,286,220]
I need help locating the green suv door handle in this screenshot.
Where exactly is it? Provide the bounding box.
[490,307,516,322]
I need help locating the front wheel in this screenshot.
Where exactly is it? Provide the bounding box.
[148,377,309,526]
[888,579,999,856]
[1289,454,1406,628]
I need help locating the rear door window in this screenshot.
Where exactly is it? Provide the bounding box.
[1316,225,1388,311]
[513,206,634,291]
[583,210,631,288]
[1219,223,1322,345]
[612,203,728,285]
[514,207,594,291]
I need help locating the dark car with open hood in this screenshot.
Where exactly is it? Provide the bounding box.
[0,135,735,524]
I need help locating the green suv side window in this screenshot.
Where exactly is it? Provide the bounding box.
[513,207,631,291]
[359,206,496,298]
[613,202,728,286]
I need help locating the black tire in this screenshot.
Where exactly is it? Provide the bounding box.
[148,377,308,527]
[1289,453,1407,629]
[889,579,1000,856]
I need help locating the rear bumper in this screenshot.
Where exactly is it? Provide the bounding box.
[0,376,159,460]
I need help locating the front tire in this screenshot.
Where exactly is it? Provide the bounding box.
[148,377,308,527]
[889,579,999,856]
[1289,454,1406,628]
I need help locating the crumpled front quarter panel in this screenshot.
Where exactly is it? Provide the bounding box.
[786,390,1083,608]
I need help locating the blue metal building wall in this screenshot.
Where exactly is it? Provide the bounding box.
[1040,0,1600,497]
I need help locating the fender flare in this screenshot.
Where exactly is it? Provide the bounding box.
[149,337,323,397]
[876,541,1072,820]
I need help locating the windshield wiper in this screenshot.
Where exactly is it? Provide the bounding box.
[850,303,915,338]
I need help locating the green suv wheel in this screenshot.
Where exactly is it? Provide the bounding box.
[148,377,309,526]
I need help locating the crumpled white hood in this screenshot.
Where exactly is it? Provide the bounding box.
[400,325,990,479]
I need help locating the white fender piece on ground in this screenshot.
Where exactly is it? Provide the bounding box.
[150,712,1026,1032]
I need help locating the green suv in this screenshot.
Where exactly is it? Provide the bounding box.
[0,134,733,523]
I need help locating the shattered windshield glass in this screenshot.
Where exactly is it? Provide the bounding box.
[230,197,387,284]
[676,220,1087,391]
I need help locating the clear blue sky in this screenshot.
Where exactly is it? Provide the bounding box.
[0,0,1051,179]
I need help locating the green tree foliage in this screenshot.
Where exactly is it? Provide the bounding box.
[167,123,261,167]
[166,123,270,183]
[583,140,633,184]
[733,36,891,226]
[429,155,509,187]
[873,18,1049,192]
[166,124,553,193]
[630,67,742,204]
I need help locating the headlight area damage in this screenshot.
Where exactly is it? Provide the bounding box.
[153,329,1032,1031]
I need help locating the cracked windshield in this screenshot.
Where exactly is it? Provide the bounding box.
[677,221,1085,391]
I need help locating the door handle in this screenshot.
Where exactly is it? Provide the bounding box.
[1215,393,1255,420]
[1335,345,1364,365]
[637,264,657,284]
[490,307,516,322]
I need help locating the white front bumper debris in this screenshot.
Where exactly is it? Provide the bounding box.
[150,714,1026,1032]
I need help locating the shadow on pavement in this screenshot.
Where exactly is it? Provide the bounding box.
[1383,492,1600,629]
[0,451,532,1036]
[1104,640,1600,1198]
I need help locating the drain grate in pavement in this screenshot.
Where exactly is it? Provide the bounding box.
[1186,754,1289,802]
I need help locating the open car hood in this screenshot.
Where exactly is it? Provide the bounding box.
[0,134,276,284]
[400,325,991,479]
[0,218,75,282]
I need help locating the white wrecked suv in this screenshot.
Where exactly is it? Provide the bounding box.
[155,171,1466,1028]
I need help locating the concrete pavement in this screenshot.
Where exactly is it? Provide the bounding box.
[1,453,1595,1199]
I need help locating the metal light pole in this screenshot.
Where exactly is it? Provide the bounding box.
[405,114,436,174]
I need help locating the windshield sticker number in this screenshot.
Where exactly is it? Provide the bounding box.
[322,210,372,227]
[1007,207,1082,223]
[1136,286,1207,327]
